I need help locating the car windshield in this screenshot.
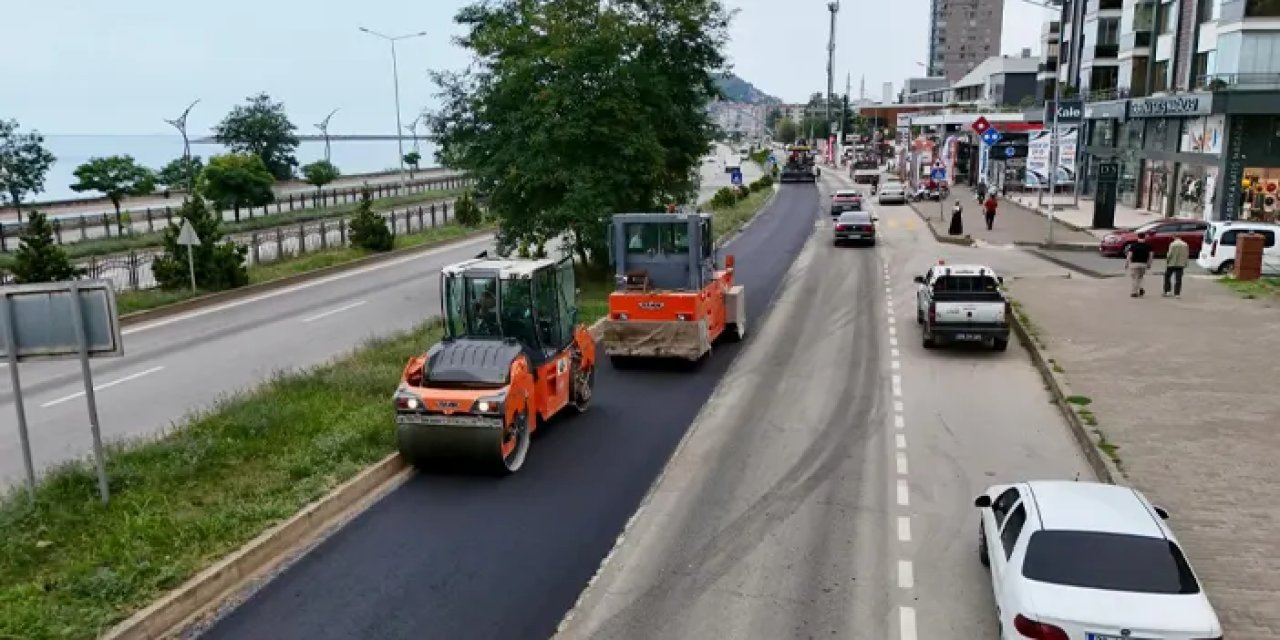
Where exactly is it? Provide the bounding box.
[838,213,871,224]
[931,274,1001,295]
[1133,221,1163,234]
[1022,530,1201,594]
[625,222,690,254]
[443,275,540,346]
[834,192,859,199]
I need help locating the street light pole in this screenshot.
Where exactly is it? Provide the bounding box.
[164,99,200,194]
[359,27,427,187]
[315,108,339,163]
[826,1,840,163]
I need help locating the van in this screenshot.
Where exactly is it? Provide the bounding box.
[1197,221,1280,274]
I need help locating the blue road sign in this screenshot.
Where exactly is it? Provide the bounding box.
[930,167,947,181]
[768,153,777,163]
[730,169,744,186]
[1004,146,1016,158]
[981,128,1003,146]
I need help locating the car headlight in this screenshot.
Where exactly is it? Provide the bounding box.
[474,392,506,415]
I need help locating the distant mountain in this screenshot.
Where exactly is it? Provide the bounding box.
[713,73,781,105]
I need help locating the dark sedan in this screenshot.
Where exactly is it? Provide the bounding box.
[834,211,877,246]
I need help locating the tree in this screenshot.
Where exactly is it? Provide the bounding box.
[151,195,248,291]
[10,211,83,283]
[453,190,483,227]
[213,93,299,180]
[301,159,340,191]
[157,155,205,193]
[0,119,57,224]
[200,153,275,221]
[403,151,421,178]
[430,0,730,268]
[70,155,157,234]
[774,118,799,144]
[347,187,393,251]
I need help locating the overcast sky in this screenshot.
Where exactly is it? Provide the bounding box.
[1,0,1054,135]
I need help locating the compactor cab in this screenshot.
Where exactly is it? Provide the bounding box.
[601,213,746,364]
[393,256,597,474]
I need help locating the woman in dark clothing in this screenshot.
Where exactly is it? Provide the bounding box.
[948,200,964,235]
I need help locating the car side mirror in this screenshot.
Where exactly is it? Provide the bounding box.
[872,216,879,222]
[1153,505,1170,520]
[974,495,992,508]
[725,254,736,270]
[913,275,925,284]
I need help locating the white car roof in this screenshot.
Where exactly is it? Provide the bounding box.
[1026,480,1166,538]
[443,257,557,278]
[834,189,859,196]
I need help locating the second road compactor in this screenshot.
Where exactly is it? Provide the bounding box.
[393,255,596,474]
[600,212,746,365]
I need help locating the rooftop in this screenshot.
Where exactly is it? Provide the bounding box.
[953,55,1041,89]
[1027,481,1165,538]
[443,257,558,278]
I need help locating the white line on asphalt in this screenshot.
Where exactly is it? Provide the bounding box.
[895,433,906,449]
[894,414,905,429]
[121,235,490,336]
[896,451,909,475]
[898,560,914,589]
[897,479,910,506]
[301,300,368,323]
[894,400,904,412]
[897,516,912,542]
[890,336,898,347]
[889,326,897,337]
[41,366,166,408]
[891,360,900,370]
[884,286,892,294]
[891,348,900,358]
[900,606,918,640]
[891,374,902,397]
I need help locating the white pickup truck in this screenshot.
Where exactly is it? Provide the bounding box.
[913,263,1010,351]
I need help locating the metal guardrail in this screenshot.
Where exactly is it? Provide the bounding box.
[1,201,461,291]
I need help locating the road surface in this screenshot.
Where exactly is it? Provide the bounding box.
[695,144,764,205]
[0,233,494,487]
[555,171,1095,639]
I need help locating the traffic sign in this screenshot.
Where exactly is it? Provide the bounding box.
[1005,146,1016,158]
[930,167,947,181]
[971,116,992,134]
[177,220,201,246]
[980,128,1003,146]
[730,169,743,186]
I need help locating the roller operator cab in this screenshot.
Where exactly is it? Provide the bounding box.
[602,213,747,365]
[393,256,597,474]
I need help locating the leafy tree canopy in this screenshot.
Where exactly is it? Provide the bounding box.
[213,93,299,180]
[301,159,341,190]
[70,155,156,216]
[157,155,205,192]
[0,119,57,220]
[200,153,275,215]
[429,0,731,266]
[11,211,83,283]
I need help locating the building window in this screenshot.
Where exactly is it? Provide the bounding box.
[1133,2,1155,30]
[1152,59,1170,92]
[1098,18,1120,45]
[1156,2,1176,34]
[1244,0,1280,17]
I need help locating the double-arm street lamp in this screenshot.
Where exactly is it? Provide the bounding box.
[359,26,428,186]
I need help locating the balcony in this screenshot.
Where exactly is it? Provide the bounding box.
[1083,87,1132,101]
[1039,61,1059,73]
[1094,44,1120,58]
[1221,0,1280,19]
[1195,72,1280,91]
[1120,31,1152,50]
[1096,0,1123,11]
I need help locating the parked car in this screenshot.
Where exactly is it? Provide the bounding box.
[974,480,1222,640]
[1098,218,1208,258]
[1197,220,1280,275]
[830,189,863,215]
[878,181,907,205]
[913,262,1009,351]
[833,211,877,246]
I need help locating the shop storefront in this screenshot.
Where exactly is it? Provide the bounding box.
[1217,99,1280,221]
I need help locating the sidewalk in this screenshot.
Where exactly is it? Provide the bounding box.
[1008,276,1280,639]
[1003,192,1162,238]
[908,184,1097,248]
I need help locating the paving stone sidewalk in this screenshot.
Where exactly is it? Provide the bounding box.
[1007,275,1280,639]
[908,184,1097,248]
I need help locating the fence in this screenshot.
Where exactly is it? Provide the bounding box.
[1,201,461,291]
[0,174,471,252]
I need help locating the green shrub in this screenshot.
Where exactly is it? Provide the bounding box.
[709,187,738,209]
[453,190,483,228]
[151,195,249,291]
[735,185,750,200]
[10,211,84,283]
[347,188,394,252]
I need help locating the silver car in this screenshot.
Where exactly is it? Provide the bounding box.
[878,181,907,205]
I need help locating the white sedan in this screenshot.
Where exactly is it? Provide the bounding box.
[974,480,1222,640]
[877,181,906,204]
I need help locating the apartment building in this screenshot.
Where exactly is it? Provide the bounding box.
[927,0,1007,82]
[1058,0,1125,97]
[1038,21,1062,101]
[1068,0,1280,221]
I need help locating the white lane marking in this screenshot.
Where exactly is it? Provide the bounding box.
[40,366,166,408]
[121,235,490,335]
[893,400,904,412]
[894,414,905,429]
[889,336,898,347]
[897,516,912,542]
[889,326,897,337]
[891,348,900,358]
[891,374,902,397]
[884,286,892,294]
[900,606,918,640]
[301,300,368,323]
[897,479,910,506]
[898,560,915,589]
[895,433,906,449]
[896,451,909,475]
[891,360,900,370]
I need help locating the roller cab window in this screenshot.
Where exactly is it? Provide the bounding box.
[625,222,690,255]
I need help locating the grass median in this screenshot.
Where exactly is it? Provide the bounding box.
[114,222,494,316]
[1219,275,1280,300]
[0,320,445,640]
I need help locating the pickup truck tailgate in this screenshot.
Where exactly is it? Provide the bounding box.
[935,301,1005,324]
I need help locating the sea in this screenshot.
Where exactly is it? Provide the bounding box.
[36,135,441,202]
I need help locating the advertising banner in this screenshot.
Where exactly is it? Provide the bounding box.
[1023,126,1077,188]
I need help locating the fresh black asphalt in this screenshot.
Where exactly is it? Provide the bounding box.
[201,185,820,640]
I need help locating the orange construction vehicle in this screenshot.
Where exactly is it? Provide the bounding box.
[600,212,746,365]
[393,256,596,474]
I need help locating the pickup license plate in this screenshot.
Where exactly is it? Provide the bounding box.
[954,333,983,341]
[1088,635,1151,640]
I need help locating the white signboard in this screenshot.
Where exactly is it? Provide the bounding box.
[1024,126,1078,188]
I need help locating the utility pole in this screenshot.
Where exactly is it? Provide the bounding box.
[315,108,339,163]
[164,99,200,193]
[826,1,840,163]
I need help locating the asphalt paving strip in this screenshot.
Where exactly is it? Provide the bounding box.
[197,185,821,640]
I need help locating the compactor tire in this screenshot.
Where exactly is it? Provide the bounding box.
[570,359,595,414]
[496,411,532,474]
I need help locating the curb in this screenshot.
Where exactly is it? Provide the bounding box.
[1007,303,1124,485]
[103,453,411,640]
[1023,248,1115,279]
[907,201,975,246]
[118,227,495,328]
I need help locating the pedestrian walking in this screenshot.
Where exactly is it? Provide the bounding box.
[976,179,988,203]
[1163,235,1190,298]
[1126,232,1153,297]
[983,194,998,230]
